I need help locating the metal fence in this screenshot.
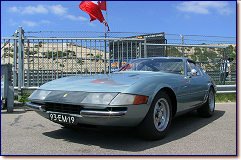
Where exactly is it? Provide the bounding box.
[149,44,236,84]
[23,31,236,44]
[1,27,236,97]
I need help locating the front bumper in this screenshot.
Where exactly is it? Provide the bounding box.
[26,102,149,127]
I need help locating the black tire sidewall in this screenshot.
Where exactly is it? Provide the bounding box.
[138,91,172,140]
[197,87,215,117]
[207,88,215,114]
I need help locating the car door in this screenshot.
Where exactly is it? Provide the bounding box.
[172,60,193,112]
[186,61,207,106]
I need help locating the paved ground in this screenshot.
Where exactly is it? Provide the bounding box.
[1,103,236,155]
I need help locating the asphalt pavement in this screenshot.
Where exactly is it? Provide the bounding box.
[1,103,236,155]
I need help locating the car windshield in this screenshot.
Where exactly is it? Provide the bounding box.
[119,58,184,74]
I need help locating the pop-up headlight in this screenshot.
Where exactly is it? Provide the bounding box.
[28,90,51,101]
[81,93,118,105]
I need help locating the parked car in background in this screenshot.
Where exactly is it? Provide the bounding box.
[27,57,216,140]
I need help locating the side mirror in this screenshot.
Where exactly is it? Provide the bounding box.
[190,69,198,76]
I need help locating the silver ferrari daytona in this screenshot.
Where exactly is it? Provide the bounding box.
[27,57,216,140]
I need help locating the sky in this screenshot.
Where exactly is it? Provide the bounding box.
[1,1,236,38]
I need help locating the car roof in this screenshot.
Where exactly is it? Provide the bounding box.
[134,57,197,64]
[137,57,189,61]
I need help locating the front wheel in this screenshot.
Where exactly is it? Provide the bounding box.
[197,88,215,117]
[138,91,172,140]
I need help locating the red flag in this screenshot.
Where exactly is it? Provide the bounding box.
[98,1,106,11]
[79,1,110,31]
[79,1,104,22]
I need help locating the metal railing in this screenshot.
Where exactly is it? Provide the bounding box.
[216,85,236,94]
[1,27,146,89]
[22,31,236,44]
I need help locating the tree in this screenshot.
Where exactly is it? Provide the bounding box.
[228,45,236,60]
[194,47,202,56]
[166,46,181,57]
[206,50,217,59]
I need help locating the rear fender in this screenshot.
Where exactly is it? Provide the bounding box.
[203,83,215,102]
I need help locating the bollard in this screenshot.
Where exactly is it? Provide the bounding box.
[1,63,14,112]
[7,86,14,112]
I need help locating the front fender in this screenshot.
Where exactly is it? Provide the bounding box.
[148,84,175,105]
[122,78,175,106]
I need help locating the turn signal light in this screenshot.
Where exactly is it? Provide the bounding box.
[133,95,148,104]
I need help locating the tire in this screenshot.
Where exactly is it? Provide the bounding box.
[197,88,215,117]
[138,91,172,140]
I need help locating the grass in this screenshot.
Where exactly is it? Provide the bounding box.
[18,93,31,104]
[215,93,236,103]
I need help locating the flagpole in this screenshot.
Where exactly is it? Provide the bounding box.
[105,2,107,38]
[104,1,107,74]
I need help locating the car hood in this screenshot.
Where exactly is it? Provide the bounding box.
[38,71,169,92]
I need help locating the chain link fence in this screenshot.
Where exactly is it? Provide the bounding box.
[163,44,236,84]
[1,28,236,94]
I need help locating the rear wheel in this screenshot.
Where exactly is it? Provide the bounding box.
[138,91,172,140]
[197,88,215,117]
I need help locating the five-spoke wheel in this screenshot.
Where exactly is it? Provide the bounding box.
[138,91,172,140]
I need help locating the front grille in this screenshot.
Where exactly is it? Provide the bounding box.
[45,103,82,114]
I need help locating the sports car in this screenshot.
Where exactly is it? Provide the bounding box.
[27,57,216,140]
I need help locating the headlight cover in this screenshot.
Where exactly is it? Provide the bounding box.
[28,90,51,101]
[82,93,118,105]
[109,93,148,105]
